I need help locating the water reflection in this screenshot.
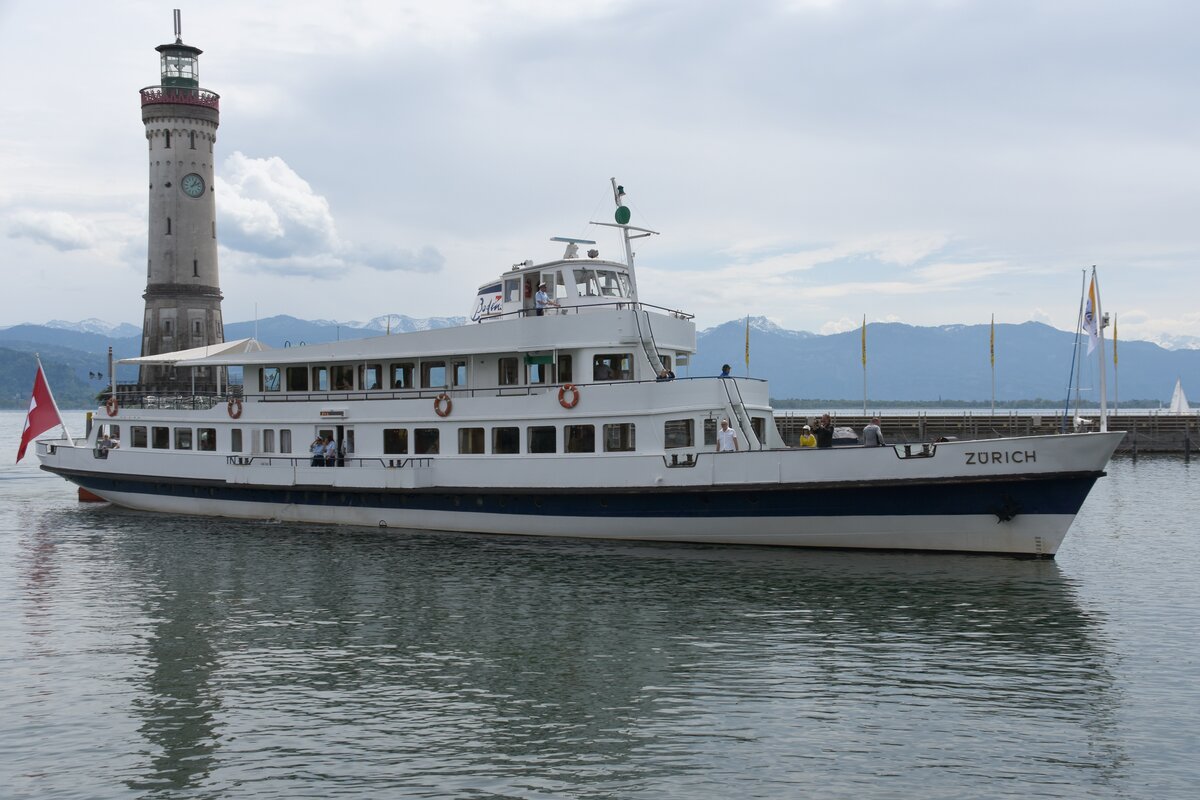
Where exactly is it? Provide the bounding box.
[41,508,1121,797]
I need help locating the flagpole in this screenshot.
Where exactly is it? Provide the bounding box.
[861,314,867,415]
[1094,267,1108,432]
[36,355,74,445]
[744,315,750,378]
[990,314,995,418]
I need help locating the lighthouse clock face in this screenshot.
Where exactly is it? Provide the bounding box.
[181,173,205,198]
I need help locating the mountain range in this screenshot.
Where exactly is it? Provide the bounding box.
[1,315,1195,409]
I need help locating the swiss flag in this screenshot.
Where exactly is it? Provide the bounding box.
[16,363,63,463]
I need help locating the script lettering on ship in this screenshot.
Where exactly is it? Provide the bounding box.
[471,284,504,321]
[965,450,1037,465]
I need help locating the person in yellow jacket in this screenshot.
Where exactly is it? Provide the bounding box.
[799,425,817,448]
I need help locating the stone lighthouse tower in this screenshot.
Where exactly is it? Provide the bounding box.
[138,10,224,391]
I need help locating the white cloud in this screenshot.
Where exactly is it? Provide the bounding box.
[5,210,95,251]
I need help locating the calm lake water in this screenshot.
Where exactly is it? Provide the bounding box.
[2,411,1198,799]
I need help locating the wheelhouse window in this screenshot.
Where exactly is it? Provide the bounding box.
[332,365,354,390]
[152,427,169,449]
[593,354,631,381]
[603,423,636,452]
[390,362,414,389]
[384,429,408,454]
[565,424,595,453]
[174,428,193,450]
[664,419,694,449]
[312,366,329,392]
[498,357,519,386]
[505,278,521,303]
[286,366,309,392]
[528,426,557,454]
[360,364,383,391]
[130,426,148,448]
[415,428,440,455]
[198,428,216,451]
[458,428,485,454]
[260,367,281,392]
[492,427,519,454]
[421,361,447,388]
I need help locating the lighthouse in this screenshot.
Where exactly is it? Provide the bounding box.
[138,10,224,391]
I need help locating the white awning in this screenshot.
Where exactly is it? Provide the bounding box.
[118,337,270,365]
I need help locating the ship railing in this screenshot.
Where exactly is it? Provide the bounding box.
[474,300,694,323]
[226,455,434,469]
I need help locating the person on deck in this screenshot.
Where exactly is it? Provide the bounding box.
[799,425,817,448]
[863,417,886,447]
[716,418,739,452]
[534,283,559,316]
[814,414,835,449]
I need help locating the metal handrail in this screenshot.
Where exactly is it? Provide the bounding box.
[474,299,693,324]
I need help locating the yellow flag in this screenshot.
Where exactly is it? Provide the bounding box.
[861,315,867,367]
[990,314,994,367]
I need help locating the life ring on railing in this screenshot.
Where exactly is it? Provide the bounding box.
[227,398,243,419]
[434,393,453,417]
[558,383,580,409]
[104,396,119,417]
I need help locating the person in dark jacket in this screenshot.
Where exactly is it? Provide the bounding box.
[814,413,835,449]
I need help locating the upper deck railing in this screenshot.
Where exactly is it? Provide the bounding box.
[140,85,220,110]
[474,300,693,324]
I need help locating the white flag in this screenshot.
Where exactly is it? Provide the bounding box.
[1083,276,1099,355]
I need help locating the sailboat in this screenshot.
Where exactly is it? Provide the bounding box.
[1169,378,1191,414]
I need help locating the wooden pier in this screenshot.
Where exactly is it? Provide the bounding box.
[773,412,1199,457]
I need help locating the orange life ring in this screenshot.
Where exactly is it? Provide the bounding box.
[558,383,580,409]
[434,393,452,417]
[227,398,243,419]
[104,396,119,417]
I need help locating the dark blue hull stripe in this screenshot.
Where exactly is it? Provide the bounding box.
[54,470,1101,519]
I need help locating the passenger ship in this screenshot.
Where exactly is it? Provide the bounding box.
[36,183,1122,556]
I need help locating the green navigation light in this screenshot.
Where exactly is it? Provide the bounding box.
[615,206,631,225]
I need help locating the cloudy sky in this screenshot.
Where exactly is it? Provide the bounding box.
[1,0,1197,345]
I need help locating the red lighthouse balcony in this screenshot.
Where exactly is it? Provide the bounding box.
[140,85,220,110]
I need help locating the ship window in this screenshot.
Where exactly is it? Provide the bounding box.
[492,427,519,454]
[280,429,292,454]
[664,419,694,449]
[332,365,354,391]
[231,429,243,453]
[505,278,521,303]
[752,417,767,443]
[703,418,718,446]
[261,367,281,392]
[574,269,599,297]
[527,362,547,385]
[565,424,595,453]
[130,426,148,448]
[498,357,518,386]
[286,367,309,392]
[618,272,632,297]
[528,426,556,454]
[263,429,275,453]
[390,362,414,389]
[593,354,631,381]
[603,423,636,452]
[421,361,446,389]
[174,428,193,450]
[360,364,383,391]
[198,428,216,451]
[384,429,408,454]
[596,270,623,297]
[166,217,171,235]
[452,360,467,387]
[415,428,440,455]
[458,428,485,454]
[312,366,329,392]
[557,355,573,383]
[152,427,170,449]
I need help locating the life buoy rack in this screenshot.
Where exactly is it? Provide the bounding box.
[104,396,119,417]
[434,393,453,417]
[558,383,580,409]
[227,397,243,419]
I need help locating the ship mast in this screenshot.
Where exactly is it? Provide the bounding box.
[590,177,658,302]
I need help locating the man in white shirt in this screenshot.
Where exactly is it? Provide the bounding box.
[534,282,559,316]
[716,418,739,452]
